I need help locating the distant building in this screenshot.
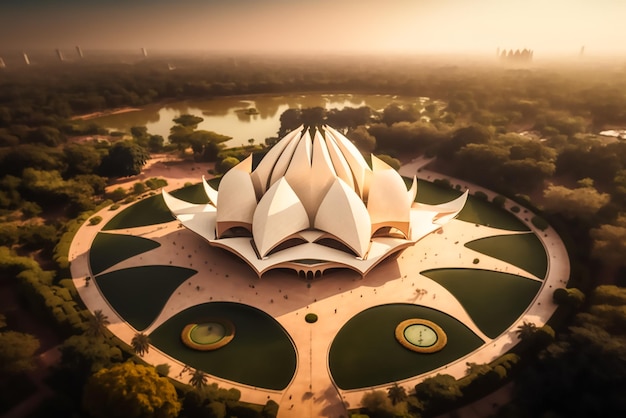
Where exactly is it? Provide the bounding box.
[23,52,30,65]
[141,47,148,57]
[499,48,533,65]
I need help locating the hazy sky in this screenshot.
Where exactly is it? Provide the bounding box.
[1,0,624,56]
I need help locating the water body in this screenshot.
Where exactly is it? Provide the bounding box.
[90,93,427,147]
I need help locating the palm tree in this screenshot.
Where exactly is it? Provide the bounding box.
[188,369,208,390]
[387,382,407,405]
[86,309,110,338]
[131,332,150,357]
[515,321,538,342]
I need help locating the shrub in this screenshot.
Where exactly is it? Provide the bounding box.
[492,195,506,207]
[133,182,147,194]
[109,203,120,210]
[433,178,453,189]
[89,216,102,225]
[473,258,479,264]
[145,177,168,190]
[473,191,488,200]
[553,287,585,308]
[123,196,136,204]
[531,215,549,231]
[155,363,171,377]
[510,205,520,213]
[108,187,127,202]
[305,313,318,323]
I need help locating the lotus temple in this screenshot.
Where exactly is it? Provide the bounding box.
[69,124,570,418]
[163,125,467,278]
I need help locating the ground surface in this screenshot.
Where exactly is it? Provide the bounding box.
[69,156,570,418]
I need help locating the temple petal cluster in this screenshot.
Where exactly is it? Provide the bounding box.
[163,125,467,277]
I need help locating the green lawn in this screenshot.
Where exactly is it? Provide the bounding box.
[414,180,529,231]
[89,232,160,275]
[464,233,548,279]
[149,302,296,391]
[102,194,175,230]
[420,268,541,339]
[458,197,529,231]
[329,304,484,390]
[102,182,216,231]
[95,266,196,331]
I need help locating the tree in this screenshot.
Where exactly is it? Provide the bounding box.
[0,331,40,376]
[591,214,626,269]
[349,126,376,154]
[173,114,204,128]
[86,309,110,339]
[386,383,407,405]
[414,374,462,410]
[99,141,150,177]
[515,321,538,342]
[216,157,239,174]
[131,332,150,357]
[83,362,181,418]
[63,143,103,176]
[189,368,208,390]
[542,183,610,220]
[360,390,395,418]
[59,334,123,386]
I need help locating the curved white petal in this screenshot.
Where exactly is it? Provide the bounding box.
[202,175,219,206]
[314,178,371,258]
[367,155,412,237]
[253,178,310,258]
[216,155,257,237]
[251,126,303,197]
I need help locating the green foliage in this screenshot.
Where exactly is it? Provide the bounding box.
[108,187,127,202]
[0,331,40,376]
[553,287,585,308]
[83,362,181,418]
[542,183,610,220]
[174,114,204,127]
[348,125,376,153]
[511,285,626,417]
[59,334,123,384]
[99,141,150,177]
[145,177,168,190]
[89,216,102,225]
[473,190,488,200]
[131,332,150,357]
[531,215,549,231]
[216,156,239,174]
[132,182,147,194]
[414,374,462,414]
[590,214,626,268]
[261,400,279,418]
[360,390,395,418]
[492,195,506,207]
[155,363,170,377]
[305,313,318,323]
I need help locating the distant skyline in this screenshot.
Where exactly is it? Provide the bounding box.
[1,0,624,57]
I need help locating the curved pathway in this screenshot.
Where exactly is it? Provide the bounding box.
[69,157,570,418]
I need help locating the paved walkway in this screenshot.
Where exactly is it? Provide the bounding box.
[69,157,570,418]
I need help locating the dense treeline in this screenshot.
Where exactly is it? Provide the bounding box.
[2,54,626,417]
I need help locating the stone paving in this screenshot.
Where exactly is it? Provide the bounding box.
[69,158,570,418]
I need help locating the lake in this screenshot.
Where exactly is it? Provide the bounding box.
[88,93,428,147]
